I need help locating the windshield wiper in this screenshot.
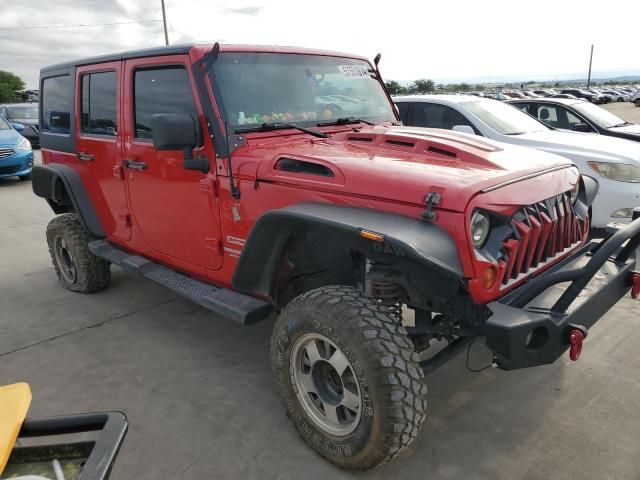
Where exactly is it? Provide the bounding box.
[317,117,378,127]
[235,122,328,138]
[610,122,632,128]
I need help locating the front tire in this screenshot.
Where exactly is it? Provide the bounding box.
[46,214,111,293]
[271,286,427,470]
[635,99,640,107]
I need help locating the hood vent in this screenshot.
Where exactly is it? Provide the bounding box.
[427,146,456,158]
[275,158,334,177]
[385,139,415,148]
[347,136,374,142]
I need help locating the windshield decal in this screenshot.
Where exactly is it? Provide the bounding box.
[337,65,370,80]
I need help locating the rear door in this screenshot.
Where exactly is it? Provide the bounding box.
[75,63,131,240]
[122,55,223,271]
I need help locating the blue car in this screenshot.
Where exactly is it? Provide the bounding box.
[0,115,34,181]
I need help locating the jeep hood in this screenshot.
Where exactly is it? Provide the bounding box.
[510,130,640,165]
[246,126,574,212]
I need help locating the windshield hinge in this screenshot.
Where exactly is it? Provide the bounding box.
[422,192,441,221]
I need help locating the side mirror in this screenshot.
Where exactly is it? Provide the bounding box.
[452,125,475,135]
[11,123,25,131]
[150,113,209,173]
[571,122,592,133]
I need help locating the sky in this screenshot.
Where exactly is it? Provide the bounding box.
[2,0,639,89]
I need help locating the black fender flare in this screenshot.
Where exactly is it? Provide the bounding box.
[232,203,463,300]
[32,164,104,238]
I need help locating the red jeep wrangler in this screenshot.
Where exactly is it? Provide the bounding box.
[33,43,640,469]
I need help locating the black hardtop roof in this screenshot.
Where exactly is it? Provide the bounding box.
[41,44,194,74]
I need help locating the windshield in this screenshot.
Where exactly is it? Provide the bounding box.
[0,116,10,130]
[5,105,38,120]
[209,52,396,132]
[462,100,549,135]
[572,102,627,129]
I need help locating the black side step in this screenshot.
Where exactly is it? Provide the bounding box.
[88,240,272,325]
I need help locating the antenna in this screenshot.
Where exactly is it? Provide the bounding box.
[225,121,240,199]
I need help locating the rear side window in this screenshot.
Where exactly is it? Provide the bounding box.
[81,71,117,136]
[133,66,197,140]
[42,75,72,134]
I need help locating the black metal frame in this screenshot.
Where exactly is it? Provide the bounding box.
[9,412,128,480]
[483,212,640,370]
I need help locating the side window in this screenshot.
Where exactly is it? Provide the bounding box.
[395,102,410,123]
[42,75,72,134]
[563,109,583,126]
[133,66,198,140]
[536,105,558,127]
[408,103,447,128]
[512,103,530,113]
[81,71,117,136]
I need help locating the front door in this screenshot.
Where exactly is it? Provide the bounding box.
[122,56,223,271]
[75,63,131,240]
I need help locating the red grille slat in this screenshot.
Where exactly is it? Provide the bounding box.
[535,210,552,265]
[556,198,566,254]
[524,213,542,272]
[498,190,587,288]
[513,221,531,277]
[502,238,520,283]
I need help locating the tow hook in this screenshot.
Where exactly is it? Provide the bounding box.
[631,271,640,299]
[568,326,587,362]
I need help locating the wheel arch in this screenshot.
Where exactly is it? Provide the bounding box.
[32,164,104,238]
[232,203,464,306]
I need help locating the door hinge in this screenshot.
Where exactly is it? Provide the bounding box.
[119,213,132,228]
[113,165,124,180]
[199,178,219,197]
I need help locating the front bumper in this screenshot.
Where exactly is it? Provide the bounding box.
[0,149,33,178]
[485,215,640,370]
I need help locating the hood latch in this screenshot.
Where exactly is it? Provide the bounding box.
[422,192,441,221]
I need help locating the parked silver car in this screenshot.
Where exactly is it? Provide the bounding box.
[394,95,640,228]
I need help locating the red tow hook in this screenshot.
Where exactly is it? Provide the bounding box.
[568,329,586,362]
[631,271,640,300]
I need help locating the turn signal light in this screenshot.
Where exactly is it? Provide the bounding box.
[359,229,385,242]
[481,266,498,290]
[568,329,585,361]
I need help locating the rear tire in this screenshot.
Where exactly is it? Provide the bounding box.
[271,285,427,470]
[46,214,111,293]
[635,99,640,107]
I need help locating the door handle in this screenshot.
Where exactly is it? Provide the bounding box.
[77,152,94,161]
[123,160,148,170]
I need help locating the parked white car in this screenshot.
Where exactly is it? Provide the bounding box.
[394,95,640,228]
[631,91,640,107]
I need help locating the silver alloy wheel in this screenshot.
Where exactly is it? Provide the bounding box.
[54,236,77,284]
[290,333,363,436]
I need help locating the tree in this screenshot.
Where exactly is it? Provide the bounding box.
[385,80,407,95]
[475,84,486,91]
[0,71,25,103]
[409,79,435,94]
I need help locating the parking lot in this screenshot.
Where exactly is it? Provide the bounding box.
[1,103,639,479]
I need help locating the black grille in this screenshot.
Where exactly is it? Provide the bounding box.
[0,165,20,175]
[500,191,587,285]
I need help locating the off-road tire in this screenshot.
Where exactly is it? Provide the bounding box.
[271,285,428,470]
[46,214,110,293]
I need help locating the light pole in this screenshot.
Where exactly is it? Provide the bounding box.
[161,0,169,45]
[586,44,594,89]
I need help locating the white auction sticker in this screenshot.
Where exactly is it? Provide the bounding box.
[338,65,370,79]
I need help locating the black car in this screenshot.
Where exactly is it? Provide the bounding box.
[508,97,640,141]
[0,103,40,147]
[560,88,600,104]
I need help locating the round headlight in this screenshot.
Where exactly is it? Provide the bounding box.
[569,181,579,204]
[470,211,490,248]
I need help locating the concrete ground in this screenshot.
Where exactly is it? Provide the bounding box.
[1,103,640,479]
